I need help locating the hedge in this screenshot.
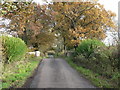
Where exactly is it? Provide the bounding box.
[1,36,27,63]
[76,39,105,58]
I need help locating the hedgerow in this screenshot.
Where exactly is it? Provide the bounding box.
[70,39,119,87]
[76,39,105,58]
[1,36,27,63]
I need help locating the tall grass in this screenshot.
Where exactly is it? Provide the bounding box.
[1,57,41,88]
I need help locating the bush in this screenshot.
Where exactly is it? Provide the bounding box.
[1,36,27,63]
[75,41,118,76]
[69,39,119,87]
[76,39,105,58]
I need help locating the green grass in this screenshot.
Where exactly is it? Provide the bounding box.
[1,56,42,89]
[65,57,113,88]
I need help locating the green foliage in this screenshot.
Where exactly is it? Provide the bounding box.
[65,57,111,88]
[1,36,27,63]
[70,41,119,87]
[76,39,105,58]
[1,57,41,88]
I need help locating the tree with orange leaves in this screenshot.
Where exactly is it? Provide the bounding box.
[49,1,116,50]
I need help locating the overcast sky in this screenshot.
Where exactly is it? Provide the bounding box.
[98,0,119,20]
[98,0,119,45]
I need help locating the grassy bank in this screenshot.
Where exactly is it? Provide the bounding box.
[65,57,115,88]
[1,56,42,89]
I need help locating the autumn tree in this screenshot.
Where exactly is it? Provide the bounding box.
[24,4,54,49]
[1,1,56,51]
[33,32,56,52]
[48,2,116,50]
[1,2,35,31]
[1,1,116,52]
[1,2,36,43]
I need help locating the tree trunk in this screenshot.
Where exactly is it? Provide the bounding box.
[63,37,67,56]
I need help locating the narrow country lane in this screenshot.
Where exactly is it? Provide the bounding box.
[30,58,96,88]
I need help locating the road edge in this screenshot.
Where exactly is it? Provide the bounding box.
[22,59,43,88]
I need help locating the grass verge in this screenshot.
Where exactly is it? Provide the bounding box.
[1,56,42,89]
[65,57,113,88]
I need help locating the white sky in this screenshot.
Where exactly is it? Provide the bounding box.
[98,0,119,45]
[98,0,120,20]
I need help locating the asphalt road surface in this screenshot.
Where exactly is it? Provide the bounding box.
[30,58,96,88]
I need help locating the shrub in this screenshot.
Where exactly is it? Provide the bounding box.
[1,36,27,63]
[71,39,119,87]
[76,39,105,58]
